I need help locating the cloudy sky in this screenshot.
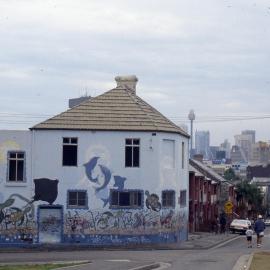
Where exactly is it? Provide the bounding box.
[0,0,270,145]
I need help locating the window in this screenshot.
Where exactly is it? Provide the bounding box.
[162,139,175,169]
[67,190,87,208]
[7,151,25,182]
[63,137,78,166]
[180,190,187,207]
[162,190,175,208]
[125,139,140,167]
[110,190,142,208]
[182,142,185,169]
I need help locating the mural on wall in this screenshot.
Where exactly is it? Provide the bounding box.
[84,157,127,207]
[0,194,36,242]
[33,178,59,205]
[145,191,161,212]
[64,208,186,236]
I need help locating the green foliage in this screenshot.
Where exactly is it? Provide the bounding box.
[235,180,264,214]
[224,168,236,181]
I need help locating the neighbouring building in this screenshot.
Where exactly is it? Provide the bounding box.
[0,75,190,246]
[189,159,236,232]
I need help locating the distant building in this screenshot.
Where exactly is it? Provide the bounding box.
[195,130,210,160]
[250,141,270,165]
[230,145,247,163]
[234,131,254,161]
[220,139,231,159]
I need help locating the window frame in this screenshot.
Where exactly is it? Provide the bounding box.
[67,190,88,209]
[162,190,176,208]
[7,151,26,182]
[182,142,185,169]
[62,137,78,167]
[109,189,143,209]
[180,189,187,208]
[125,138,140,168]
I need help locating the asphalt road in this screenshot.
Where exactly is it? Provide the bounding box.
[0,228,269,270]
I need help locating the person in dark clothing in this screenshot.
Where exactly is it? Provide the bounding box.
[254,215,265,248]
[220,213,227,234]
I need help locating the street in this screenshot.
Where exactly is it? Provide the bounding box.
[0,228,269,270]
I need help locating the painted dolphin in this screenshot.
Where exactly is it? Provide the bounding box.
[83,156,99,183]
[113,175,126,191]
[95,164,111,193]
[101,198,110,207]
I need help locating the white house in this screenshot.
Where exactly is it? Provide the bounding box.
[0,75,189,246]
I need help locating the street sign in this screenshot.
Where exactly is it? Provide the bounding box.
[224,201,233,214]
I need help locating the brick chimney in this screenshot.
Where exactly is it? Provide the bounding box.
[115,75,138,93]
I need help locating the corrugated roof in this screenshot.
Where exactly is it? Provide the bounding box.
[31,86,189,137]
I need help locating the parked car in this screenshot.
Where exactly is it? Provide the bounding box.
[230,219,251,234]
[265,218,270,226]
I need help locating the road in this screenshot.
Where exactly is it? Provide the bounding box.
[0,228,269,270]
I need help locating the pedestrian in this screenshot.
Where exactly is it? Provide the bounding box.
[220,213,226,234]
[245,225,253,248]
[254,214,266,248]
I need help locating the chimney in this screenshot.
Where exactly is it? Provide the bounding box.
[115,75,138,93]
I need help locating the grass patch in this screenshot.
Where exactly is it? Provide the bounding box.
[0,262,87,270]
[250,252,270,270]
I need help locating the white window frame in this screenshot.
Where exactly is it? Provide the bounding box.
[7,151,25,182]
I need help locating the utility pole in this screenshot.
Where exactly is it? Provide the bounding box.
[188,109,195,158]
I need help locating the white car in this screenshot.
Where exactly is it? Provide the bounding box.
[265,218,270,226]
[230,219,251,234]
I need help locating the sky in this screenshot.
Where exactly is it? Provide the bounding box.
[0,0,270,146]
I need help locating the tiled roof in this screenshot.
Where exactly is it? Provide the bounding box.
[31,86,189,137]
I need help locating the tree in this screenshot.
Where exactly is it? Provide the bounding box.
[224,168,239,181]
[235,180,264,218]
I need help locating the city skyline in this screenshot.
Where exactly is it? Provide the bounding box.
[1,0,270,145]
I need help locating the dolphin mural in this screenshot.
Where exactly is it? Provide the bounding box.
[83,157,100,183]
[113,176,126,191]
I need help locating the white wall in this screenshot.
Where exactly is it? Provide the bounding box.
[0,130,32,204]
[32,130,189,211]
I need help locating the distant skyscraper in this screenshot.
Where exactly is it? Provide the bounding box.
[195,130,210,159]
[235,131,254,161]
[220,139,231,159]
[242,130,256,144]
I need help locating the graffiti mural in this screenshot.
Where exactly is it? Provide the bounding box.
[33,178,59,205]
[145,191,161,212]
[0,194,36,243]
[64,209,185,236]
[84,157,127,207]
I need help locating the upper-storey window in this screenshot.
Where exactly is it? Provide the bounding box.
[125,138,140,167]
[62,137,78,166]
[7,151,25,182]
[182,142,185,169]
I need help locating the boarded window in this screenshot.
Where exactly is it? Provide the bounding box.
[8,151,25,182]
[110,190,142,208]
[162,139,175,168]
[162,190,175,207]
[63,137,78,166]
[67,190,87,208]
[125,139,140,167]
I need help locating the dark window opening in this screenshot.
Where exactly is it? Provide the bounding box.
[68,191,87,208]
[8,152,25,182]
[180,190,187,207]
[125,138,140,167]
[63,137,78,166]
[162,190,175,207]
[110,190,142,208]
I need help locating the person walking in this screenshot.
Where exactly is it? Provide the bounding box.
[245,225,253,248]
[254,214,265,248]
